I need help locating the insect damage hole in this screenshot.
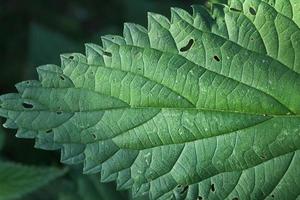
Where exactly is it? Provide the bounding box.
[69,55,74,59]
[103,51,112,57]
[197,196,203,200]
[22,102,34,109]
[91,133,97,139]
[249,7,257,15]
[56,111,63,115]
[230,7,242,12]
[59,75,65,81]
[211,184,215,192]
[213,55,221,62]
[180,39,194,52]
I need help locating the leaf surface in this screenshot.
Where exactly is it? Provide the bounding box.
[0,0,300,199]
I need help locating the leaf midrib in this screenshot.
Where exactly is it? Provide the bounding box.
[4,98,299,117]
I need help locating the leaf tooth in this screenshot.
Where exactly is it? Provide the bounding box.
[191,4,211,18]
[147,12,171,30]
[83,141,119,173]
[150,175,178,200]
[83,159,102,175]
[85,43,106,66]
[102,34,126,46]
[98,37,117,67]
[191,5,213,31]
[15,80,41,94]
[228,0,243,12]
[3,119,18,129]
[100,150,138,182]
[123,22,150,48]
[147,12,178,53]
[34,132,61,151]
[60,144,85,164]
[131,182,150,199]
[36,65,74,88]
[16,129,38,139]
[116,168,134,190]
[170,7,193,25]
[100,171,118,183]
[60,53,87,70]
[100,35,121,51]
[37,64,62,73]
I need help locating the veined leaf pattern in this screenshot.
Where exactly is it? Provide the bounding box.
[0,0,299,199]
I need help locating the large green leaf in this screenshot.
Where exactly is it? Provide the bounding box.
[0,162,66,200]
[0,0,300,199]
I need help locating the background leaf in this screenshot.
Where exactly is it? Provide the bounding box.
[0,162,66,200]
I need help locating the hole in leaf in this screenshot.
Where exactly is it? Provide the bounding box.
[250,37,254,41]
[69,56,74,59]
[103,51,112,57]
[92,133,97,139]
[271,194,275,198]
[213,55,221,62]
[197,196,203,200]
[180,39,194,52]
[232,197,239,200]
[22,102,34,109]
[46,129,52,133]
[249,7,257,15]
[60,75,65,81]
[211,184,215,192]
[230,7,242,12]
[56,111,63,115]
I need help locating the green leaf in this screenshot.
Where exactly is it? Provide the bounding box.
[23,168,128,200]
[0,162,66,200]
[1,0,300,199]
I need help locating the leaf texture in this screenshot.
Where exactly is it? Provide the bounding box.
[0,0,300,199]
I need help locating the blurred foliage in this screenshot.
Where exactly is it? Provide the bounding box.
[23,167,128,200]
[0,128,4,152]
[0,162,66,200]
[0,0,209,199]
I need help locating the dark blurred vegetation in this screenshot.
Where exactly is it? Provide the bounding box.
[0,0,210,199]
